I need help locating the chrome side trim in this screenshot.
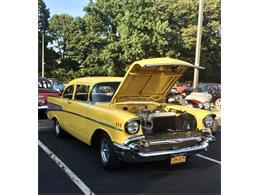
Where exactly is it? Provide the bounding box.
[138,141,209,157]
[47,109,123,131]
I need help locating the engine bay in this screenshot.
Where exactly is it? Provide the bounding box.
[136,107,197,134]
[115,103,197,134]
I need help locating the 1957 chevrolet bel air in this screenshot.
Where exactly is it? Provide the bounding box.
[47,57,216,170]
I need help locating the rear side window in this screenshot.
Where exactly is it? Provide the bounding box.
[63,85,74,99]
[75,85,90,102]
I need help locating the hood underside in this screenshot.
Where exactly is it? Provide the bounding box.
[111,57,203,103]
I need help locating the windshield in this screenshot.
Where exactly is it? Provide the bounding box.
[90,82,121,103]
[197,85,208,92]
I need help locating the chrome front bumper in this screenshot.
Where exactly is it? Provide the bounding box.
[113,133,215,162]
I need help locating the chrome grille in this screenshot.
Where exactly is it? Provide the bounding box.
[141,131,202,152]
[145,131,202,141]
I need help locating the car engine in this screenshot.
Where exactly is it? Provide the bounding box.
[136,108,197,134]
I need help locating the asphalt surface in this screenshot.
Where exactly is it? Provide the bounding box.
[38,112,221,195]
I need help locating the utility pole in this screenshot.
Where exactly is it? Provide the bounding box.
[41,31,45,77]
[193,0,205,89]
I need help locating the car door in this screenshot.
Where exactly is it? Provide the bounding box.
[68,84,93,142]
[60,84,76,132]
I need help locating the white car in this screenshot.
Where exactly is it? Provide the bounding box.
[185,92,213,110]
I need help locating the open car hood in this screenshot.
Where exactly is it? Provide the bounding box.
[111,57,204,103]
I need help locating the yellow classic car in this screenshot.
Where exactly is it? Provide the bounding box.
[47,57,216,170]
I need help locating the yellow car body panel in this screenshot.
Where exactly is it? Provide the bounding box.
[47,57,213,147]
[111,57,203,103]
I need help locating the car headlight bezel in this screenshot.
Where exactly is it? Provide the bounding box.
[203,115,214,128]
[203,101,211,110]
[125,120,140,134]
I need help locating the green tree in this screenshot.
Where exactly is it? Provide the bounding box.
[43,0,220,82]
[38,0,50,76]
[48,14,83,78]
[77,0,220,81]
[48,14,74,60]
[38,0,60,77]
[38,0,50,32]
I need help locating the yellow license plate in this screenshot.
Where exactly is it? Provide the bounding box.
[171,155,186,165]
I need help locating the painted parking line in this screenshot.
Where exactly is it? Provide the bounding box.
[195,154,221,165]
[38,127,52,132]
[38,140,95,195]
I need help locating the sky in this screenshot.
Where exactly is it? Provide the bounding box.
[44,0,90,17]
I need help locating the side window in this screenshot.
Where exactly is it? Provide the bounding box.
[46,81,53,89]
[38,81,43,88]
[42,80,47,88]
[90,82,120,103]
[75,85,90,102]
[63,85,74,99]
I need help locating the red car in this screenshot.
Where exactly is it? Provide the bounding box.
[172,83,191,94]
[38,77,60,110]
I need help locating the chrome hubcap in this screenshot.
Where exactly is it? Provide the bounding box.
[55,123,60,134]
[101,138,109,163]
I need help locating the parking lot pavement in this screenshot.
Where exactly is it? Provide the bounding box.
[38,110,53,132]
[39,146,83,195]
[38,119,53,131]
[39,126,221,195]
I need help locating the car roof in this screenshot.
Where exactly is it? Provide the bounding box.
[68,76,124,85]
[38,77,50,82]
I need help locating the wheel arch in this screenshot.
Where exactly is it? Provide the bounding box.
[91,128,111,148]
[51,116,57,121]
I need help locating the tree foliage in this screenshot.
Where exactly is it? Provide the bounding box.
[38,0,50,75]
[40,0,221,82]
[38,0,50,32]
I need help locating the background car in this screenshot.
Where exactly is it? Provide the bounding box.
[197,83,221,110]
[185,92,213,110]
[172,82,192,94]
[181,83,221,110]
[38,77,60,110]
[53,81,66,92]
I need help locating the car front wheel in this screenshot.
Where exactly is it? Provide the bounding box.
[100,134,121,170]
[53,119,65,138]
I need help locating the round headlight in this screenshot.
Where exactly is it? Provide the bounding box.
[203,101,211,110]
[203,115,214,127]
[125,120,139,134]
